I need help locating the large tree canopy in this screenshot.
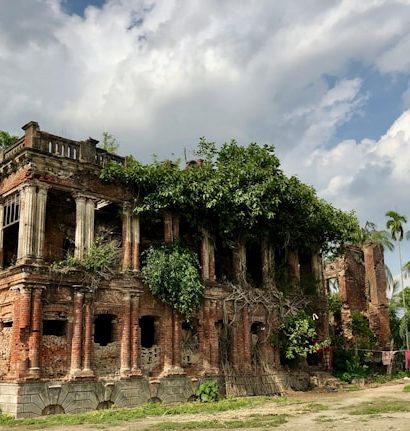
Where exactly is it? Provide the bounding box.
[101,139,360,254]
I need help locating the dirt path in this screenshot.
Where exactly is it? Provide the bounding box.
[9,380,410,431]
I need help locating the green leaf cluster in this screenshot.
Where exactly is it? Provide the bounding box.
[0,130,18,150]
[100,139,360,253]
[141,243,204,318]
[278,311,329,359]
[195,380,220,402]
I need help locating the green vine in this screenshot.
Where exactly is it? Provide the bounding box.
[141,243,204,318]
[277,311,329,360]
[100,139,360,255]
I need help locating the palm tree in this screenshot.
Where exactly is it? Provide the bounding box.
[386,210,409,349]
[358,221,394,251]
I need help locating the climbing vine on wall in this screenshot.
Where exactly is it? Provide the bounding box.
[101,139,360,255]
[141,243,204,318]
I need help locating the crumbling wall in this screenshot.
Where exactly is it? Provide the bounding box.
[0,326,11,376]
[41,335,69,378]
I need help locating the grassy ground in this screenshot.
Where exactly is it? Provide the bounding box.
[0,396,286,429]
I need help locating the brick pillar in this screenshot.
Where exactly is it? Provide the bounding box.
[233,240,246,284]
[35,186,48,260]
[122,203,132,270]
[70,291,84,376]
[0,200,4,269]
[242,308,251,371]
[131,215,140,271]
[200,305,211,371]
[201,229,211,281]
[162,306,173,373]
[172,312,183,371]
[82,298,94,375]
[164,212,173,243]
[28,287,43,378]
[74,196,86,259]
[288,249,300,287]
[17,184,37,262]
[261,238,274,288]
[85,198,95,251]
[120,293,131,376]
[131,295,141,374]
[209,301,219,372]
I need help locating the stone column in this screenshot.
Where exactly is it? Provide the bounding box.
[85,198,95,251]
[74,196,86,260]
[82,298,94,375]
[122,203,132,271]
[35,187,48,260]
[0,200,4,269]
[131,215,140,271]
[120,293,131,376]
[17,184,37,261]
[29,287,43,378]
[131,295,141,374]
[201,228,213,281]
[70,291,84,376]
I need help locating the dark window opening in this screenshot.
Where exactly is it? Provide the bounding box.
[246,241,263,288]
[43,320,66,336]
[45,190,76,262]
[251,322,265,335]
[274,246,287,287]
[215,239,234,282]
[180,216,201,256]
[216,319,232,366]
[140,316,157,348]
[2,321,12,328]
[140,216,163,255]
[94,314,115,346]
[3,223,19,267]
[300,251,317,295]
[95,202,122,245]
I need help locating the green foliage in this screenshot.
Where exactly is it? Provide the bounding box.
[101,131,119,154]
[52,237,120,274]
[328,293,342,316]
[0,130,18,150]
[352,221,394,251]
[141,243,204,318]
[195,380,220,402]
[339,354,369,383]
[386,210,407,241]
[278,311,329,360]
[100,139,360,253]
[350,312,376,349]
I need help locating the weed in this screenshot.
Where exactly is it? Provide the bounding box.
[349,399,410,415]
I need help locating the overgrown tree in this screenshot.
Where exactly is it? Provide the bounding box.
[101,131,119,154]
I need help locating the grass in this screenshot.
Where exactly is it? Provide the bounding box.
[147,414,288,430]
[403,384,410,393]
[0,396,285,429]
[349,399,410,415]
[302,402,328,412]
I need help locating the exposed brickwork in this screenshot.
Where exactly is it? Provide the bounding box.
[0,122,390,417]
[325,244,390,347]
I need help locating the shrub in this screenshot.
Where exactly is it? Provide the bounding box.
[196,380,219,402]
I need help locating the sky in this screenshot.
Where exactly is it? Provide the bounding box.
[2,0,410,274]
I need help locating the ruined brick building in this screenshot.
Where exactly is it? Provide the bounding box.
[324,244,390,348]
[0,122,389,417]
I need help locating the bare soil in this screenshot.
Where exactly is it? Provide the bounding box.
[11,379,410,431]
